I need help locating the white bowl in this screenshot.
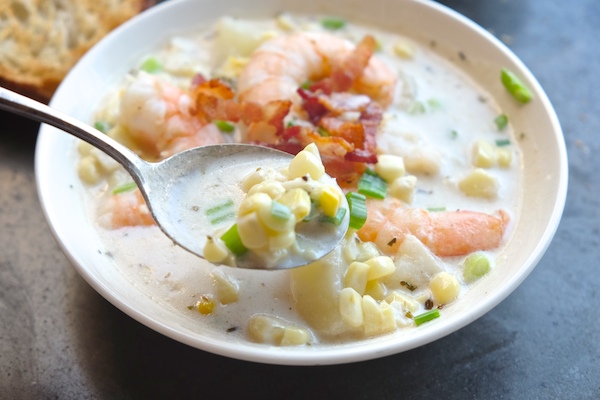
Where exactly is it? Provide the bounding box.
[35,0,567,365]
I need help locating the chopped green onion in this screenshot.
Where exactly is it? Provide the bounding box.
[286,120,296,127]
[140,57,162,73]
[220,224,247,256]
[358,169,387,199]
[374,39,383,52]
[112,182,137,194]
[494,114,509,131]
[495,139,511,147]
[345,192,367,230]
[271,201,292,221]
[501,68,533,103]
[205,200,234,216]
[408,100,426,114]
[450,130,459,139]
[209,212,235,225]
[300,80,313,90]
[317,127,330,137]
[214,120,235,133]
[427,98,442,110]
[321,17,346,30]
[427,207,446,212]
[94,121,110,133]
[463,252,491,283]
[414,309,440,326]
[319,207,347,226]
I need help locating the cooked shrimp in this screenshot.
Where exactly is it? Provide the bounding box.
[237,32,396,107]
[358,198,510,257]
[99,189,155,229]
[118,72,223,159]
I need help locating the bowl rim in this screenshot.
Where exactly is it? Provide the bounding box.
[34,0,568,365]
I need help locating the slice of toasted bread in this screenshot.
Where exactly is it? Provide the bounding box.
[0,0,156,102]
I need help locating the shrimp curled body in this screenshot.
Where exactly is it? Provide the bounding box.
[237,32,396,107]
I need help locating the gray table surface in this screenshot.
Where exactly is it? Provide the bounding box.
[1,1,598,398]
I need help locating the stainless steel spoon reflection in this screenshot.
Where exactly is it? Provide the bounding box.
[0,87,349,270]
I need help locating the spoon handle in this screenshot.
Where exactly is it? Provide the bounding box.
[0,86,146,180]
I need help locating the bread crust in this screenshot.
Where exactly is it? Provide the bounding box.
[0,0,156,102]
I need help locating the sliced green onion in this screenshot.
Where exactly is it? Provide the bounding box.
[495,139,511,147]
[94,121,110,133]
[345,192,367,230]
[494,114,509,131]
[209,212,235,225]
[220,224,247,256]
[450,130,459,139]
[321,17,346,30]
[300,80,313,90]
[427,98,442,110]
[414,309,440,326]
[214,120,235,133]
[286,120,296,127]
[140,57,162,73]
[501,68,533,103]
[463,252,491,283]
[358,169,387,199]
[317,127,330,137]
[271,201,292,221]
[112,182,137,194]
[205,200,234,216]
[319,207,347,226]
[408,100,426,114]
[427,207,446,212]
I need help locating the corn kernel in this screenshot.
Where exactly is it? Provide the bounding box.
[385,291,419,313]
[472,140,497,168]
[458,168,499,199]
[339,287,364,328]
[496,147,513,168]
[355,241,380,262]
[429,271,460,304]
[393,41,415,58]
[362,295,383,336]
[237,212,269,249]
[317,185,341,217]
[77,140,94,156]
[344,261,370,294]
[203,236,230,263]
[388,175,417,203]
[269,230,296,250]
[380,301,397,333]
[248,314,286,344]
[375,154,406,182]
[288,149,325,180]
[278,188,311,220]
[211,269,239,304]
[77,155,101,184]
[238,192,272,216]
[280,327,310,346]
[276,14,297,31]
[247,180,286,199]
[366,256,396,280]
[241,168,275,192]
[364,280,386,301]
[193,295,215,315]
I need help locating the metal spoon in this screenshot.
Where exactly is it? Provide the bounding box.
[0,87,349,270]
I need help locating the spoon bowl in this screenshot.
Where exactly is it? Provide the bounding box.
[0,86,348,269]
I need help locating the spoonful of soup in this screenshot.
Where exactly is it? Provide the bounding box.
[0,87,349,270]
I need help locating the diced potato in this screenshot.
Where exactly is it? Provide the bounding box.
[458,168,499,199]
[237,212,269,249]
[90,148,120,172]
[389,175,418,203]
[471,140,497,168]
[77,140,94,156]
[276,14,297,31]
[280,326,310,346]
[429,271,460,304]
[379,301,397,333]
[214,17,267,64]
[366,256,396,280]
[344,261,370,294]
[403,148,441,175]
[496,147,513,168]
[383,235,444,290]
[375,154,406,183]
[339,287,364,328]
[211,269,239,304]
[203,236,230,263]
[247,314,286,344]
[278,188,311,220]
